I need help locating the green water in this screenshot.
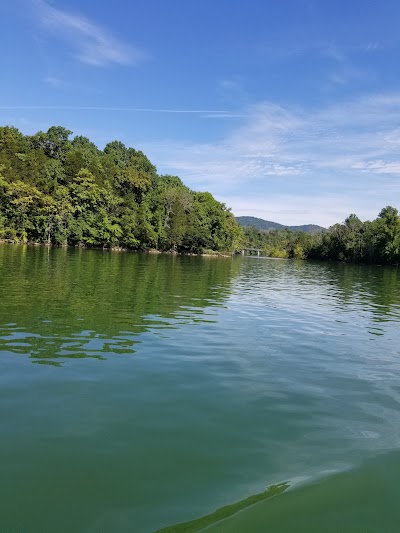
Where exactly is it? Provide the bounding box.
[1,244,400,532]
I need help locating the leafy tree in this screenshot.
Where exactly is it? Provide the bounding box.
[30,126,72,160]
[375,206,400,263]
[0,124,253,254]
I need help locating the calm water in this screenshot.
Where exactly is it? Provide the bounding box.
[1,244,400,532]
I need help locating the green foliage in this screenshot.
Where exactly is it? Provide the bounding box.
[30,126,72,160]
[242,225,318,259]
[242,207,400,265]
[312,206,400,265]
[5,123,397,263]
[0,125,239,253]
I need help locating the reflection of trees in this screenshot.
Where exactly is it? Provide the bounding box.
[235,257,400,324]
[322,262,400,321]
[0,245,240,365]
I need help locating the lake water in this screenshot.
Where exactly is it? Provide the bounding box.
[1,244,400,532]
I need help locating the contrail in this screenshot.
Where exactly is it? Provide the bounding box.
[0,106,236,114]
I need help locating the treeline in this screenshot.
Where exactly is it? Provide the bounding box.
[0,126,241,253]
[243,208,400,265]
[2,125,399,264]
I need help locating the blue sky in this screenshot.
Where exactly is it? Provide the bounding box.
[1,0,399,226]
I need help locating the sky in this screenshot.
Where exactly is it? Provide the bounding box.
[1,0,399,226]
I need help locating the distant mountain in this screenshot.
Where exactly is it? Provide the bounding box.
[235,216,325,234]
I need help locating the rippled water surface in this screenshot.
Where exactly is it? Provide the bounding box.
[1,244,400,532]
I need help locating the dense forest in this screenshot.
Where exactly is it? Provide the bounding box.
[0,125,241,253]
[242,208,400,265]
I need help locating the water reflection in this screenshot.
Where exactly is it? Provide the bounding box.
[2,246,400,532]
[233,257,400,329]
[0,245,239,365]
[1,247,400,366]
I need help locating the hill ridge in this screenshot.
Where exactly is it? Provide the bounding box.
[235,216,325,233]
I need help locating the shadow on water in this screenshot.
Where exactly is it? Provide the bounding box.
[0,244,240,365]
[203,450,400,533]
[156,450,400,533]
[154,482,290,533]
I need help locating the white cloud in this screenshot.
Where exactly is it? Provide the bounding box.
[138,92,400,226]
[223,193,368,227]
[350,160,400,174]
[34,0,147,67]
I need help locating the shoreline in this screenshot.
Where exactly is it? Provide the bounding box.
[1,240,398,265]
[0,239,234,258]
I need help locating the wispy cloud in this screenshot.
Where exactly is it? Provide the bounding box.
[42,76,62,87]
[224,193,369,227]
[364,41,382,52]
[218,76,249,107]
[137,92,400,226]
[322,43,347,62]
[251,39,384,66]
[39,77,104,95]
[322,41,384,62]
[33,0,147,67]
[327,65,371,86]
